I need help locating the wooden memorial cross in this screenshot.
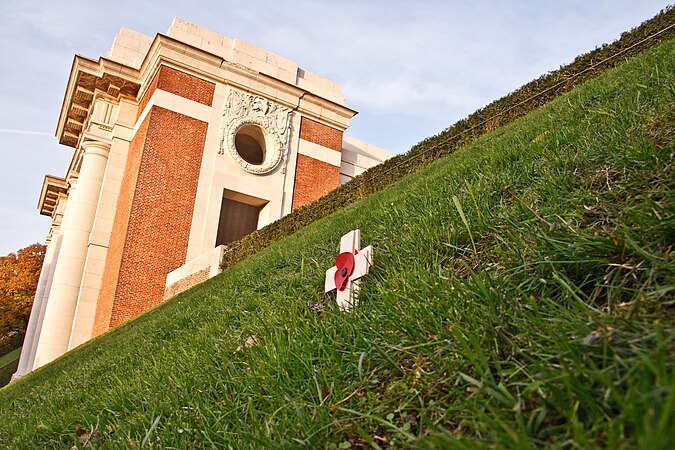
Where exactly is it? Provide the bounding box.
[324,230,373,311]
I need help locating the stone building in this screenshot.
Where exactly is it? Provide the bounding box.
[14,19,392,379]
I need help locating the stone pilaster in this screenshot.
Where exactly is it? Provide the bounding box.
[32,141,110,369]
[69,99,135,350]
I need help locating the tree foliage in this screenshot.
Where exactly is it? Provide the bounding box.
[0,243,46,349]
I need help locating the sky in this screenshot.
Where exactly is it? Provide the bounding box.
[0,0,670,255]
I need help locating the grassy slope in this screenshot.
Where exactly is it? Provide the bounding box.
[0,38,673,449]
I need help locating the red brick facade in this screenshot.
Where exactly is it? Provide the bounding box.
[291,117,343,210]
[137,66,215,120]
[94,111,149,337]
[94,65,352,332]
[94,104,209,335]
[299,117,343,151]
[156,66,215,106]
[292,154,340,210]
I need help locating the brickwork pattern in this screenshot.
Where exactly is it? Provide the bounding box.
[163,268,212,300]
[291,154,340,210]
[110,106,208,327]
[94,113,149,337]
[94,105,209,334]
[136,71,160,121]
[298,117,343,152]
[157,66,214,106]
[137,66,216,120]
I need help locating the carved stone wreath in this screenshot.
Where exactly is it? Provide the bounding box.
[219,89,293,175]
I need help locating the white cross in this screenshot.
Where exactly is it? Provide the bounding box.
[324,229,373,311]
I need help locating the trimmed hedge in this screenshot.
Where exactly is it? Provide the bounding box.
[0,347,21,388]
[220,6,675,270]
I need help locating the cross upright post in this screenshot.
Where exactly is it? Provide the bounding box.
[325,230,373,311]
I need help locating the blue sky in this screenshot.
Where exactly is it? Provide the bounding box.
[0,0,669,255]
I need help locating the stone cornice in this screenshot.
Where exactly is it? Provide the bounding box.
[55,55,141,148]
[137,34,357,130]
[56,28,358,150]
[37,175,68,217]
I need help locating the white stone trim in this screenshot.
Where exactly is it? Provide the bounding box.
[340,161,366,178]
[338,134,395,183]
[165,245,225,298]
[166,18,344,105]
[185,83,227,262]
[218,89,293,175]
[133,88,211,137]
[298,139,341,167]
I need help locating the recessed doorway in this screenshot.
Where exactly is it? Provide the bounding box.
[215,190,269,246]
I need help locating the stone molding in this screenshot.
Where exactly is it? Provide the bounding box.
[38,176,68,217]
[164,245,225,299]
[81,140,112,158]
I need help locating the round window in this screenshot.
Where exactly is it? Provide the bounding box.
[234,125,266,165]
[226,117,284,174]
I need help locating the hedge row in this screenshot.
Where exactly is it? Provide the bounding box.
[220,6,675,270]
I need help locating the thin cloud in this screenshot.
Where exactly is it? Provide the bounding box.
[0,128,51,136]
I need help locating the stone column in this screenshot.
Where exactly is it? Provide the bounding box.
[11,221,62,381]
[68,122,133,350]
[23,196,69,373]
[32,141,110,369]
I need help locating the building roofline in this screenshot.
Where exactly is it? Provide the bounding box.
[37,175,68,216]
[55,55,141,148]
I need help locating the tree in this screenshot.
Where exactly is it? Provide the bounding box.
[0,243,46,350]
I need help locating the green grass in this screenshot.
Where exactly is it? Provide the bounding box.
[0,37,673,449]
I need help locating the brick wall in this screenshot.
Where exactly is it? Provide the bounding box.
[136,72,159,121]
[94,113,149,337]
[292,155,340,209]
[137,66,215,120]
[292,117,342,210]
[92,66,215,335]
[163,268,211,300]
[299,117,342,151]
[112,106,208,327]
[94,105,209,334]
[157,66,214,106]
